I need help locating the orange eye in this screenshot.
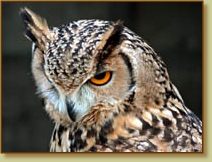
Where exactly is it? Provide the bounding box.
[89,71,112,86]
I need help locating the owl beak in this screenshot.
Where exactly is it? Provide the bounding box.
[66,99,77,122]
[64,85,94,122]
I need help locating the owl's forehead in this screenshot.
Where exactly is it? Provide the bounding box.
[44,20,113,87]
[48,19,113,54]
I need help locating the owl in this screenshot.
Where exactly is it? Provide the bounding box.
[20,7,202,152]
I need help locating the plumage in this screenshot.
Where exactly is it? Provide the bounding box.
[20,7,202,152]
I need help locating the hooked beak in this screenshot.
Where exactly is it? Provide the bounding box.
[66,98,77,122]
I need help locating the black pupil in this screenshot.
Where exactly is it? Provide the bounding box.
[94,72,106,80]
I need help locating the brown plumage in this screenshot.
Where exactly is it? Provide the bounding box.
[20,7,202,152]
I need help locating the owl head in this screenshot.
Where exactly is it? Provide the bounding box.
[20,8,182,127]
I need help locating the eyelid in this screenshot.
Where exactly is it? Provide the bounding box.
[95,65,106,76]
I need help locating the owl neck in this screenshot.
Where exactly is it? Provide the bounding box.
[49,88,202,152]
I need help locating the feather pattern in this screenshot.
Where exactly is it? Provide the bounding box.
[20,8,202,152]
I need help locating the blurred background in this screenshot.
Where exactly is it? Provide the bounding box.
[2,2,202,152]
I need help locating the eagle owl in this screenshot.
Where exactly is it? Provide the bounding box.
[20,8,202,152]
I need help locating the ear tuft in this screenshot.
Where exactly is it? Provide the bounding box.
[20,7,52,50]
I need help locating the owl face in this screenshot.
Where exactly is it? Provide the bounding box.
[30,18,139,123]
[21,7,169,125]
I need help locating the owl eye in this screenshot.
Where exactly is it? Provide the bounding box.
[89,71,112,86]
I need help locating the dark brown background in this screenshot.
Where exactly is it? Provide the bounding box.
[2,2,202,152]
